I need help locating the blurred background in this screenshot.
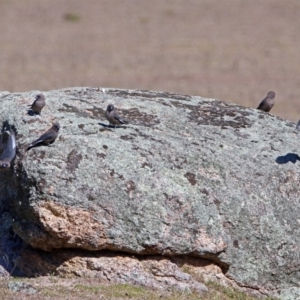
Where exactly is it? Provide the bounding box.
[0,0,300,121]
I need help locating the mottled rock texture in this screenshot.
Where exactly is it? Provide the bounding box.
[0,87,299,298]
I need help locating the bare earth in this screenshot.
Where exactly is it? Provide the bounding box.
[0,0,300,121]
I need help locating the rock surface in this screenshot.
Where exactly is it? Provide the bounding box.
[0,87,299,298]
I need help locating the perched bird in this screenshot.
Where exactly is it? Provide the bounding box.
[0,129,16,169]
[257,91,276,112]
[28,93,46,115]
[27,122,60,151]
[105,104,128,127]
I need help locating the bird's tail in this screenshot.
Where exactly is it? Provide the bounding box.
[26,137,44,151]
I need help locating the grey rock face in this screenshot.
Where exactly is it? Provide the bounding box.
[0,87,299,298]
[7,281,37,294]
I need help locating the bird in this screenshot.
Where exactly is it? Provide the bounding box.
[28,93,46,115]
[105,104,128,127]
[27,122,60,151]
[257,91,276,112]
[0,129,16,169]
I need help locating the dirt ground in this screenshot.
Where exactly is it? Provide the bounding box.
[0,0,300,122]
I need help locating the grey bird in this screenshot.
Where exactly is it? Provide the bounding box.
[105,104,128,127]
[257,91,276,112]
[0,130,16,169]
[29,93,46,115]
[27,122,60,151]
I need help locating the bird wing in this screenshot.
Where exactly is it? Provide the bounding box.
[257,99,265,110]
[28,99,37,108]
[29,131,54,147]
[296,119,300,130]
[113,113,127,124]
[0,131,16,161]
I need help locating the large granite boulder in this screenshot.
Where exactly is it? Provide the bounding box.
[0,87,299,298]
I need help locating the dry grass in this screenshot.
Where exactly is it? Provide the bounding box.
[0,0,299,121]
[0,277,278,300]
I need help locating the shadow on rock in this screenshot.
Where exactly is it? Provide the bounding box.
[27,110,40,117]
[98,122,127,129]
[15,248,210,293]
[276,153,300,164]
